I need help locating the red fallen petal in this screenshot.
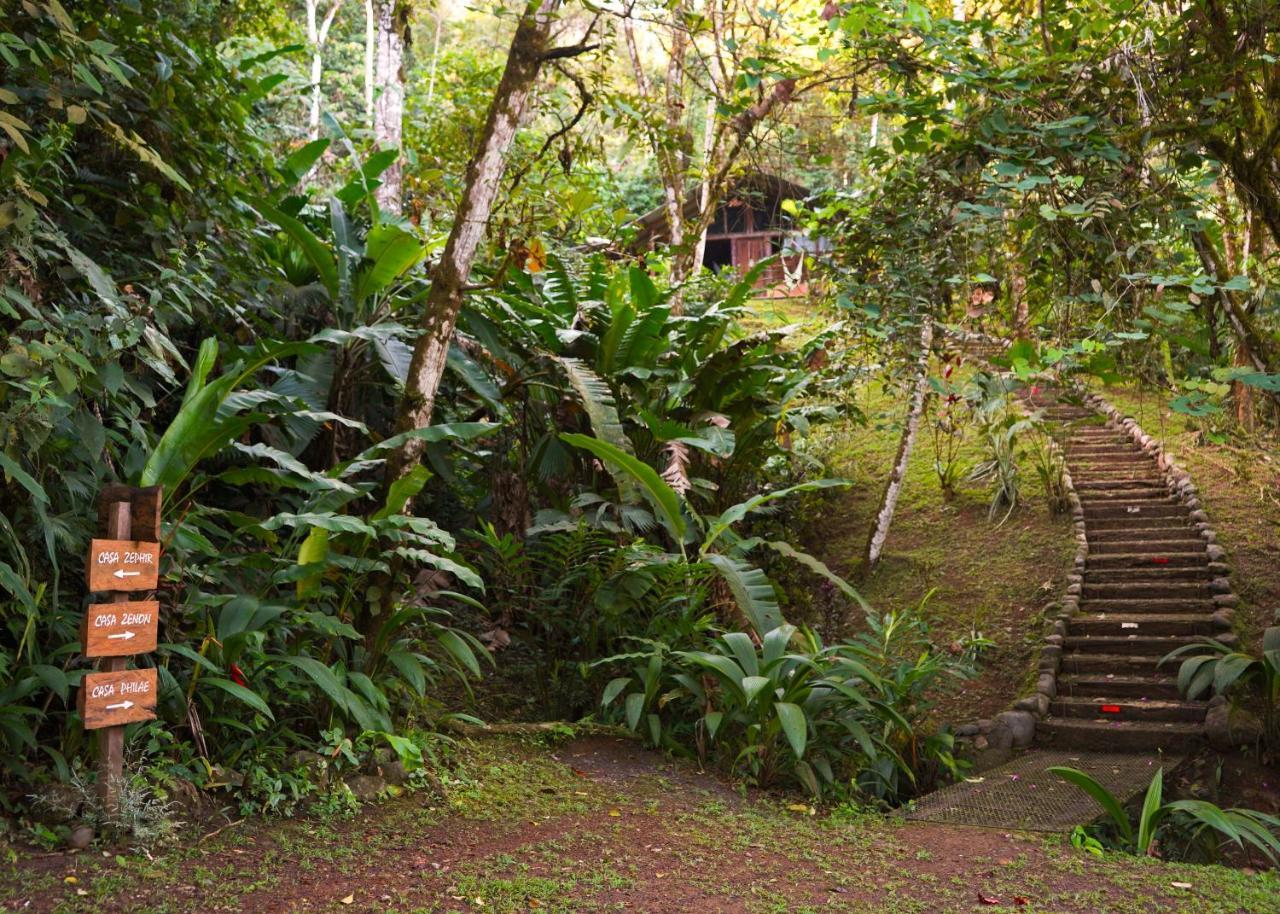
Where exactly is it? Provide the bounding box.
[1151,557,1169,564]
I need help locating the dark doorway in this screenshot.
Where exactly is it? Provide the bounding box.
[703,238,733,270]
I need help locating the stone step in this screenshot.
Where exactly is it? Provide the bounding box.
[1067,435,1129,445]
[1063,633,1207,655]
[1078,597,1216,614]
[1082,581,1210,600]
[1060,653,1169,675]
[1089,539,1206,555]
[1057,674,1183,700]
[1069,613,1216,637]
[1086,524,1197,540]
[1068,429,1127,438]
[1067,450,1148,462]
[1078,489,1173,502]
[1049,696,1207,723]
[1085,566,1211,583]
[1086,551,1208,569]
[1074,479,1167,492]
[1083,503,1188,519]
[1036,717,1202,752]
[1086,516,1194,532]
[1071,473,1165,485]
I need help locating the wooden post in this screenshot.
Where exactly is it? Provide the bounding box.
[98,498,131,817]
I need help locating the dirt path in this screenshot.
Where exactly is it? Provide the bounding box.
[3,735,1274,914]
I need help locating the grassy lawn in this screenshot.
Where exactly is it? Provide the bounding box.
[2,733,1274,914]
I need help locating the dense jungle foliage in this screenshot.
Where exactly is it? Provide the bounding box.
[1,0,1278,848]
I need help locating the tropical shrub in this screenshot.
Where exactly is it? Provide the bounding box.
[1050,766,1280,866]
[1162,627,1280,751]
[601,612,979,803]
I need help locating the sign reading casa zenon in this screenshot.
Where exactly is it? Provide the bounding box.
[79,667,158,729]
[86,538,160,592]
[82,600,160,657]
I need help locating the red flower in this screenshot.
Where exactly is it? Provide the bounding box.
[1031,385,1041,396]
[229,663,247,687]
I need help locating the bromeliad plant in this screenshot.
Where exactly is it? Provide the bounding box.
[601,616,976,803]
[1050,766,1280,865]
[1161,626,1280,751]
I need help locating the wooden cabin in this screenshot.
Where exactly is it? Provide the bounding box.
[632,173,815,293]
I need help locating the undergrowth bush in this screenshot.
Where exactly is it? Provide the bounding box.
[601,610,983,804]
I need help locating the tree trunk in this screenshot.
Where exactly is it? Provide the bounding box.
[690,94,717,276]
[863,316,934,573]
[372,0,410,213]
[426,6,444,105]
[385,0,562,487]
[307,0,344,140]
[364,0,375,123]
[622,15,684,264]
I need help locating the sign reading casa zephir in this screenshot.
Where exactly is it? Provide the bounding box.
[86,538,160,591]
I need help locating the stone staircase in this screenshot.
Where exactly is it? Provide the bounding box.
[1027,394,1225,752]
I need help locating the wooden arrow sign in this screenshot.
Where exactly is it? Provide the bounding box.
[82,600,159,658]
[79,667,157,729]
[86,538,160,592]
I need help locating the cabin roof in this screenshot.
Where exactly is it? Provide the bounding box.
[632,171,811,245]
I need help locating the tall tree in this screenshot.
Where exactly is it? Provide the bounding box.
[371,0,411,212]
[305,0,345,139]
[385,0,596,485]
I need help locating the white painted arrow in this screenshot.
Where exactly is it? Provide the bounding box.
[104,700,134,711]
[113,569,141,579]
[107,631,136,641]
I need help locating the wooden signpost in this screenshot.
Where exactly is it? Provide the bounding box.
[80,485,162,815]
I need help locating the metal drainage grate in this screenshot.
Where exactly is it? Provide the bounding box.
[905,751,1175,832]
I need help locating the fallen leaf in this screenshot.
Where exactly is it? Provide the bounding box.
[340,894,354,905]
[63,877,78,885]
[608,808,621,817]
[1171,882,1193,889]
[1014,897,1030,906]
[978,893,1001,905]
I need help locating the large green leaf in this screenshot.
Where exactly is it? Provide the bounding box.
[203,676,275,721]
[775,701,807,759]
[557,357,640,504]
[763,540,868,611]
[355,223,425,305]
[703,553,784,635]
[1048,767,1134,845]
[560,433,686,543]
[701,479,851,554]
[141,339,316,490]
[254,199,338,299]
[1136,768,1164,854]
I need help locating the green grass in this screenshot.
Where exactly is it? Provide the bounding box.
[3,734,1275,914]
